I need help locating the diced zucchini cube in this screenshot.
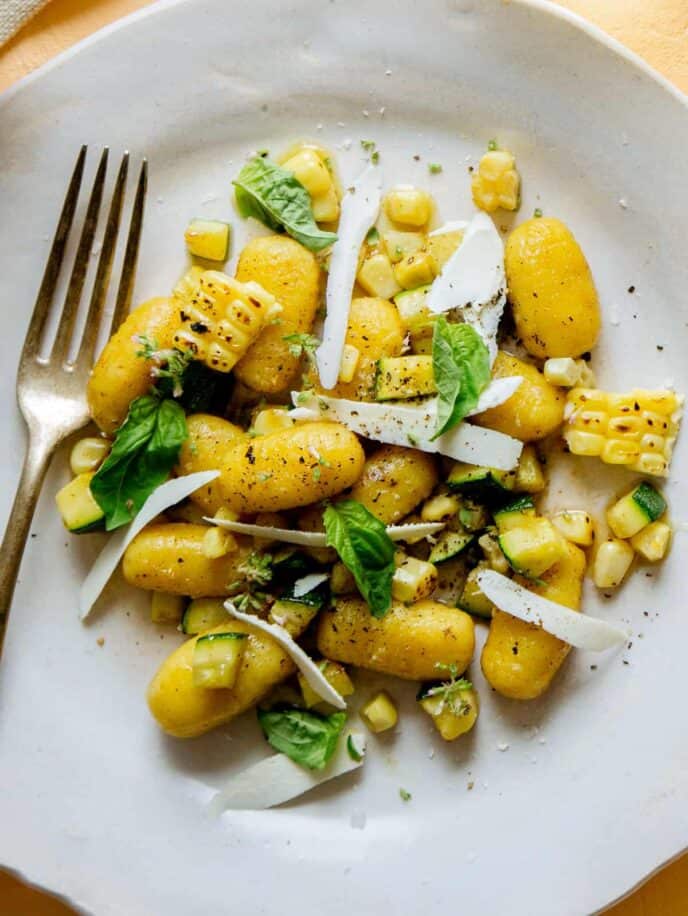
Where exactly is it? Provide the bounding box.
[593,539,634,588]
[201,526,237,559]
[447,462,516,501]
[298,660,354,710]
[393,251,436,290]
[514,445,545,494]
[607,482,667,539]
[382,229,426,263]
[630,521,672,562]
[357,251,402,299]
[192,632,248,688]
[498,517,566,578]
[428,530,475,564]
[268,599,319,637]
[392,553,438,603]
[338,344,360,383]
[184,218,230,262]
[375,355,436,400]
[493,496,536,533]
[182,598,231,635]
[282,149,333,196]
[457,565,494,618]
[551,510,595,546]
[360,691,398,733]
[55,472,105,533]
[384,187,433,228]
[151,592,186,625]
[425,229,464,272]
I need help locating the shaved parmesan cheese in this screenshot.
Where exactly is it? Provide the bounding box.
[477,570,630,651]
[426,211,506,364]
[225,602,347,709]
[316,164,383,389]
[206,517,444,546]
[290,391,522,470]
[473,377,522,412]
[209,730,366,812]
[292,572,329,598]
[79,471,220,620]
[428,220,469,237]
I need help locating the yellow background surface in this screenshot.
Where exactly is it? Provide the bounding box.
[1,0,687,912]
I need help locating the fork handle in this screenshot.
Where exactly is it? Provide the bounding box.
[0,440,53,660]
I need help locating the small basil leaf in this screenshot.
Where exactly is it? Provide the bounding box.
[233,157,338,253]
[431,317,490,439]
[323,499,395,618]
[90,396,187,530]
[257,707,347,770]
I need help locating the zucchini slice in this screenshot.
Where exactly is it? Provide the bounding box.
[493,496,536,533]
[268,598,320,636]
[498,517,566,578]
[607,482,666,539]
[55,472,105,533]
[375,355,437,401]
[184,218,231,261]
[192,631,248,688]
[182,598,231,635]
[428,530,475,564]
[447,462,517,503]
[393,285,435,338]
[457,565,494,618]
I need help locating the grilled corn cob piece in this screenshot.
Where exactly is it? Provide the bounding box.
[172,270,282,373]
[564,388,683,477]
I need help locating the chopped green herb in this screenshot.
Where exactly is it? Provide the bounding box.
[399,788,412,802]
[407,433,419,447]
[428,163,443,175]
[283,332,320,359]
[237,551,273,587]
[487,139,498,151]
[258,472,273,482]
[423,663,473,716]
[312,466,322,482]
[533,208,543,218]
[365,226,380,246]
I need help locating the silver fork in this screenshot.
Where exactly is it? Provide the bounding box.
[0,146,148,658]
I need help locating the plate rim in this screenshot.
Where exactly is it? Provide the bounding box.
[1,1,688,913]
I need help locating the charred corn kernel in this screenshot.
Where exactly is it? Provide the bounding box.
[252,407,294,436]
[478,533,510,574]
[298,661,355,710]
[419,684,479,741]
[69,437,110,476]
[593,539,634,588]
[151,592,186,625]
[184,219,230,262]
[564,388,683,477]
[471,149,521,212]
[384,187,433,228]
[630,521,672,562]
[338,344,360,383]
[201,526,237,559]
[392,553,438,603]
[382,230,426,263]
[544,358,581,388]
[514,445,545,493]
[425,230,464,272]
[311,185,340,222]
[330,562,357,595]
[393,251,436,289]
[357,251,402,300]
[421,493,461,523]
[551,510,594,546]
[282,149,333,197]
[172,270,282,373]
[360,691,398,733]
[607,482,666,539]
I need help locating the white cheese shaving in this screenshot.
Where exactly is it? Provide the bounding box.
[224,602,347,709]
[292,572,329,598]
[316,164,383,389]
[209,729,366,812]
[205,518,444,546]
[477,570,630,651]
[428,220,469,237]
[426,211,506,364]
[79,471,220,620]
[290,391,523,470]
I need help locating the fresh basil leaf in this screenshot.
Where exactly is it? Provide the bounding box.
[233,157,338,253]
[155,359,232,414]
[323,499,395,618]
[431,317,490,439]
[90,395,187,530]
[257,707,347,770]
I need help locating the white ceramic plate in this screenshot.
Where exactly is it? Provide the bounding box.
[1,1,687,913]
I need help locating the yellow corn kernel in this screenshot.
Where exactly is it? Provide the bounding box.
[593,539,634,588]
[282,149,333,196]
[173,270,282,373]
[471,149,521,212]
[357,251,402,299]
[311,185,340,222]
[151,592,186,625]
[298,661,355,710]
[360,691,398,733]
[252,407,294,436]
[384,187,433,228]
[543,358,580,388]
[564,387,683,477]
[338,344,360,383]
[70,437,111,476]
[551,510,595,547]
[201,526,237,559]
[393,251,437,290]
[382,230,426,263]
[630,521,672,562]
